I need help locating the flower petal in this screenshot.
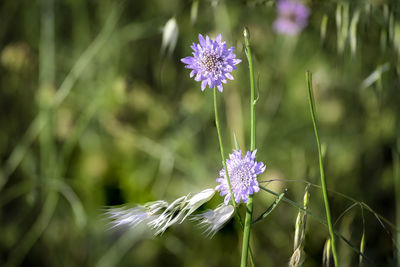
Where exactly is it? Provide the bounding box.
[201,80,207,91]
[198,34,206,46]
[225,73,234,80]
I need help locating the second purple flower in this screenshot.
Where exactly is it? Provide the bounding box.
[273,0,310,36]
[216,149,266,204]
[181,34,241,92]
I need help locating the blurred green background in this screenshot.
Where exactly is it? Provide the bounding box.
[1,0,400,266]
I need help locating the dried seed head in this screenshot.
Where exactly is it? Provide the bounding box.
[105,189,216,236]
[359,231,365,265]
[148,195,188,235]
[191,204,235,237]
[161,17,179,55]
[293,185,310,251]
[293,212,303,250]
[323,239,332,267]
[289,247,304,267]
[182,188,216,222]
[105,200,168,229]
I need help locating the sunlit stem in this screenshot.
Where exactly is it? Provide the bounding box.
[213,87,236,209]
[393,148,400,267]
[306,71,338,266]
[213,87,255,267]
[241,27,256,267]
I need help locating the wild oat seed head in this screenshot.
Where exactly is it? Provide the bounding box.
[182,188,216,221]
[161,17,179,55]
[105,200,168,229]
[191,204,235,237]
[273,0,310,36]
[105,189,216,235]
[289,247,304,267]
[323,239,332,267]
[181,34,241,92]
[216,149,266,204]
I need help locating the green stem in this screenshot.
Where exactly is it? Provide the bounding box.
[306,71,338,266]
[394,149,400,267]
[213,88,255,267]
[213,88,236,209]
[241,27,256,267]
[259,186,373,265]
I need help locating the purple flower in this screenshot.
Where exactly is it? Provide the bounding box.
[181,34,241,92]
[273,0,310,36]
[216,150,266,204]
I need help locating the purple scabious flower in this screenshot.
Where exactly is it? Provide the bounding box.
[216,150,266,204]
[181,34,241,92]
[273,0,310,36]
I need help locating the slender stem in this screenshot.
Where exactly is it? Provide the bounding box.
[306,71,338,266]
[394,149,400,267]
[39,0,56,184]
[241,198,253,267]
[213,87,236,209]
[252,189,286,225]
[259,186,373,265]
[241,27,256,267]
[213,88,255,266]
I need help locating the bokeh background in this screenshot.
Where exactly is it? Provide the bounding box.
[1,0,400,266]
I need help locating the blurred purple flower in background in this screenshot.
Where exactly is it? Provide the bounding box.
[273,0,310,36]
[181,34,241,92]
[216,150,266,204]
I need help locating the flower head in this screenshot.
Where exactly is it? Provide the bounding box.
[181,34,241,92]
[216,149,266,204]
[273,0,310,36]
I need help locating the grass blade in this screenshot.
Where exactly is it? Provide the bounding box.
[252,189,286,225]
[306,71,338,265]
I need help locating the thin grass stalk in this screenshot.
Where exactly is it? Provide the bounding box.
[394,149,400,267]
[5,191,58,267]
[252,189,286,225]
[306,71,338,266]
[96,225,146,267]
[261,177,400,233]
[213,88,236,209]
[213,88,255,267]
[39,0,55,185]
[241,27,256,267]
[359,206,365,266]
[259,185,373,265]
[5,1,61,266]
[11,5,59,261]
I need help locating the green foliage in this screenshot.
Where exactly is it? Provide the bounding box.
[1,0,400,266]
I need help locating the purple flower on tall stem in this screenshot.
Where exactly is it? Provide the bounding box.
[216,150,266,204]
[273,0,310,36]
[181,34,241,92]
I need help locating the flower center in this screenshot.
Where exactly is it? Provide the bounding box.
[202,52,221,72]
[283,12,297,23]
[230,163,252,189]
